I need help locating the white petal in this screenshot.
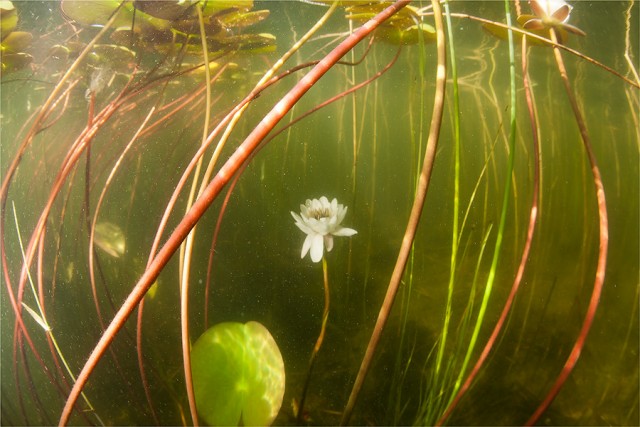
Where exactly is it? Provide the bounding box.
[330,198,338,212]
[304,217,318,234]
[310,233,324,263]
[333,227,357,237]
[337,205,347,224]
[301,234,314,259]
[295,221,314,235]
[324,217,337,234]
[325,235,334,252]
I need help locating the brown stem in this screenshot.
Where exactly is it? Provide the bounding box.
[297,256,330,423]
[525,27,609,426]
[340,0,447,423]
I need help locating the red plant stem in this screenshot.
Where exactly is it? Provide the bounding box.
[525,28,608,425]
[436,35,541,426]
[38,229,72,392]
[58,2,412,424]
[3,84,133,422]
[340,0,447,423]
[203,174,236,328]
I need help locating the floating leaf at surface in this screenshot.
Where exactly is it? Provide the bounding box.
[133,0,201,21]
[376,22,436,45]
[191,321,285,426]
[219,9,270,29]
[345,3,421,29]
[482,20,554,46]
[61,0,133,27]
[1,31,32,53]
[60,0,169,31]
[0,0,17,37]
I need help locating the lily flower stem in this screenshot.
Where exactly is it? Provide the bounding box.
[525,26,608,426]
[297,256,330,424]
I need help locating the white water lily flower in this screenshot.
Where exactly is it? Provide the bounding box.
[529,0,572,23]
[291,196,357,263]
[522,0,586,38]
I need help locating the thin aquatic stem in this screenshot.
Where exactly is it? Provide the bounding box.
[341,0,446,422]
[623,0,640,85]
[4,94,128,422]
[436,33,542,425]
[525,26,609,426]
[177,6,214,426]
[11,202,102,425]
[444,2,519,419]
[433,0,461,389]
[83,105,160,425]
[297,256,331,423]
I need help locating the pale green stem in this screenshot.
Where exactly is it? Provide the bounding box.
[297,256,330,423]
[434,0,462,383]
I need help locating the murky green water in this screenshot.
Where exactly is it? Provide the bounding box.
[1,1,638,426]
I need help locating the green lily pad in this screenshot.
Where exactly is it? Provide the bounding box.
[346,3,421,29]
[482,21,554,46]
[376,22,436,45]
[133,0,201,21]
[218,9,270,29]
[1,51,32,73]
[61,0,133,28]
[1,31,32,53]
[0,1,17,38]
[61,0,170,31]
[191,321,285,426]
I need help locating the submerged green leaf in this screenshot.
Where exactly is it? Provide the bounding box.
[94,222,125,258]
[191,321,285,426]
[21,302,51,332]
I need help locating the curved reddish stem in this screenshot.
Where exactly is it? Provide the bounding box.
[525,28,609,426]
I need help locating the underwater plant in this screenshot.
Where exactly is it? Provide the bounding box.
[1,0,638,426]
[190,321,285,426]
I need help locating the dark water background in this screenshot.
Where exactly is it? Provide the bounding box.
[1,1,638,425]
